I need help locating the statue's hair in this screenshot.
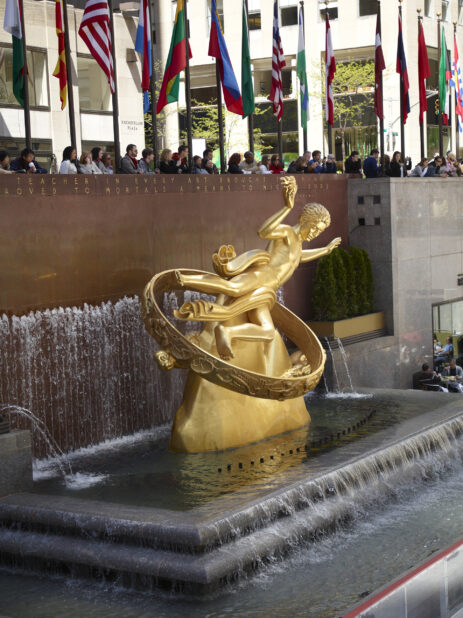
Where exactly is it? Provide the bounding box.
[298,202,331,229]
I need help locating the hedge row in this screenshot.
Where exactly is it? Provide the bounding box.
[312,247,374,321]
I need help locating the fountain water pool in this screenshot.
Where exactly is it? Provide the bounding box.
[2,417,463,617]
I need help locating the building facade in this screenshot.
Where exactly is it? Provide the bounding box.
[154,0,463,166]
[0,0,145,170]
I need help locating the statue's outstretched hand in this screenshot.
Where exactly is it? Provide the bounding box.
[328,237,342,252]
[280,175,297,208]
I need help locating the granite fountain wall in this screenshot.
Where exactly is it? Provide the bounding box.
[343,178,463,390]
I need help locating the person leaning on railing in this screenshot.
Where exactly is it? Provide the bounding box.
[0,149,13,174]
[138,148,155,174]
[10,148,47,174]
[59,146,78,174]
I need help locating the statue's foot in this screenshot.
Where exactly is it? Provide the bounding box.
[215,324,234,361]
[175,270,184,288]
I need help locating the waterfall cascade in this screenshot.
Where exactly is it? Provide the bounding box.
[0,298,184,457]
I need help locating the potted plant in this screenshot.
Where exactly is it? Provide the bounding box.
[307,247,385,340]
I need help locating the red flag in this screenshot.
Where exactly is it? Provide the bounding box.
[79,0,115,94]
[374,12,385,120]
[396,13,410,123]
[325,15,335,127]
[418,22,430,124]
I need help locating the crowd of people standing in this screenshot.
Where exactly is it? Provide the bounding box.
[2,143,463,178]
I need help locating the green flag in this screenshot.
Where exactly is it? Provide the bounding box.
[3,0,25,106]
[241,0,254,118]
[439,26,450,124]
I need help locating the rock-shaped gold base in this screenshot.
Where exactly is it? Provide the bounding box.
[169,327,310,453]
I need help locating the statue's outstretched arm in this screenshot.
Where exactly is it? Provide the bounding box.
[258,176,297,240]
[300,237,341,263]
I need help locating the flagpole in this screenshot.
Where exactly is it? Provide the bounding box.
[377,0,384,167]
[107,0,121,169]
[62,0,77,149]
[18,0,31,149]
[454,21,459,157]
[437,11,443,155]
[183,0,193,170]
[276,0,283,162]
[147,0,157,166]
[325,1,332,156]
[215,62,226,173]
[300,0,307,152]
[244,0,254,153]
[399,0,405,163]
[418,9,425,160]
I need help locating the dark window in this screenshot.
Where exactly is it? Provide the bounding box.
[282,70,292,97]
[281,6,298,26]
[254,100,298,133]
[320,6,338,20]
[357,196,365,205]
[358,217,366,226]
[373,195,381,204]
[359,0,376,17]
[374,217,381,225]
[191,86,218,105]
[248,11,261,30]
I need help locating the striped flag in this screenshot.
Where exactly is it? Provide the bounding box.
[3,0,25,106]
[450,33,463,133]
[396,12,410,124]
[135,0,151,113]
[439,27,451,126]
[374,11,385,120]
[325,13,335,126]
[209,0,243,115]
[53,0,67,110]
[79,0,115,94]
[268,0,285,121]
[156,0,191,114]
[297,4,309,128]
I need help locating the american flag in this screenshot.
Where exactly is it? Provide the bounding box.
[79,0,115,94]
[268,0,285,121]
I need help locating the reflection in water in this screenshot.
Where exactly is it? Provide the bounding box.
[32,392,442,512]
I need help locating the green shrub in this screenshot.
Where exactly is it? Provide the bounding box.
[312,253,338,321]
[332,249,347,319]
[311,246,375,320]
[338,247,358,317]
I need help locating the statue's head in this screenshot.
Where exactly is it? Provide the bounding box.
[298,203,331,241]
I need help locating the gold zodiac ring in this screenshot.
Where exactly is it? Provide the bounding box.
[142,269,326,402]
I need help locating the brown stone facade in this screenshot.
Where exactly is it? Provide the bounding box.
[0,174,349,320]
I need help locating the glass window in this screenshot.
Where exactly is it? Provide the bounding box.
[459,0,463,23]
[359,0,376,16]
[281,6,298,26]
[425,0,433,16]
[207,0,224,32]
[319,0,338,21]
[248,11,261,30]
[0,46,49,108]
[77,56,112,112]
[442,0,449,21]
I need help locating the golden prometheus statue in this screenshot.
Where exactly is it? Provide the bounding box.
[142,176,341,452]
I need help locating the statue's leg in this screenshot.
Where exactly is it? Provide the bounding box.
[176,270,256,298]
[214,306,275,360]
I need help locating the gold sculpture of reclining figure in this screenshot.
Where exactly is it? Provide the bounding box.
[175,176,341,360]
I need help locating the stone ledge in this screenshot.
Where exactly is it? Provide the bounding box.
[0,431,32,497]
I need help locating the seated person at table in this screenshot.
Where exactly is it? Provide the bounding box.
[433,336,442,355]
[442,359,463,379]
[435,337,453,365]
[412,363,440,390]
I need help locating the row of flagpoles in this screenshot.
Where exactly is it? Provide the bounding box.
[3,0,463,169]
